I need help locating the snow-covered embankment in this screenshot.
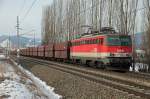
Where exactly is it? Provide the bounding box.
[12,60,62,99]
[0,59,61,99]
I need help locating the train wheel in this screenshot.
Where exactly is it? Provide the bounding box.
[95,61,105,69]
[75,59,81,65]
[86,60,91,67]
[94,61,99,68]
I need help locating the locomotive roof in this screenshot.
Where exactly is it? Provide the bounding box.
[71,33,130,42]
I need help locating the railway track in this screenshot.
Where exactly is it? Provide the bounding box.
[128,71,150,80]
[11,55,150,80]
[11,56,150,99]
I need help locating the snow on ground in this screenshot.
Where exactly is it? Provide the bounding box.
[0,80,33,99]
[0,54,6,59]
[0,60,61,99]
[12,60,61,99]
[0,61,33,99]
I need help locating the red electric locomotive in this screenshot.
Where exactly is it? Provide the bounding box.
[70,28,132,71]
[17,27,132,71]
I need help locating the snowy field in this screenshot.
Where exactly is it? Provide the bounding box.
[0,54,6,59]
[0,59,61,99]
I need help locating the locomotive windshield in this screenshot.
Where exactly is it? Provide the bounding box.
[107,35,132,46]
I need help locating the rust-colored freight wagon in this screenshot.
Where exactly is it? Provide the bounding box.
[25,48,27,56]
[25,48,28,56]
[23,49,26,56]
[38,46,45,58]
[32,47,38,57]
[26,48,30,56]
[29,47,33,56]
[22,49,25,56]
[45,44,54,58]
[54,42,70,60]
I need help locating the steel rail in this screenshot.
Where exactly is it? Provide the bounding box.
[12,56,150,99]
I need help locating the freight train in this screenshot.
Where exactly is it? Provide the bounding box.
[12,27,133,71]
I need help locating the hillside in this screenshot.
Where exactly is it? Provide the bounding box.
[0,35,41,48]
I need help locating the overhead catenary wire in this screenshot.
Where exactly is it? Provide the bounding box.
[18,0,26,16]
[21,0,38,22]
[17,0,39,35]
[13,0,40,48]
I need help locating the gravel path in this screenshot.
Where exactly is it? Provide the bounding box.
[20,59,145,99]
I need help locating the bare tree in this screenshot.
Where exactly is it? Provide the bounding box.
[143,0,150,71]
[42,0,139,45]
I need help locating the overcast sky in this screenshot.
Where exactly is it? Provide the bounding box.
[0,0,145,39]
[0,0,53,39]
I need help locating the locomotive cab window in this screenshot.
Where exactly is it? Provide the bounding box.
[107,36,131,46]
